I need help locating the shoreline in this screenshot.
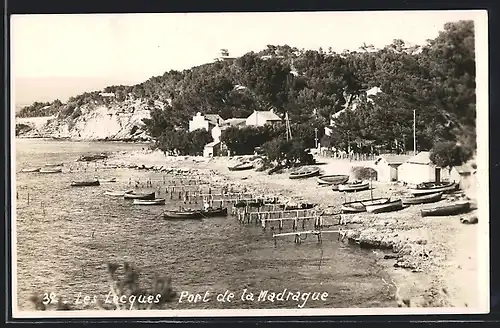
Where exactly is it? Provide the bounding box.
[102,149,480,309]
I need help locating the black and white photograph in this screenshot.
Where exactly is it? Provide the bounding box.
[11,10,489,318]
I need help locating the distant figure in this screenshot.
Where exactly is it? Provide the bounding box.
[203,199,210,211]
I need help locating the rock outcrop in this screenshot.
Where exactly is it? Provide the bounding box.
[15,98,154,141]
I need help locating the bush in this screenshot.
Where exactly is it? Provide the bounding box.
[430,141,474,168]
[263,136,315,168]
[352,166,377,180]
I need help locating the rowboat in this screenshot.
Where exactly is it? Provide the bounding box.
[340,198,389,213]
[338,181,370,192]
[123,192,156,200]
[365,199,404,214]
[228,162,254,171]
[415,181,455,190]
[105,177,117,182]
[104,190,134,197]
[20,167,41,173]
[289,167,320,179]
[284,203,315,210]
[71,180,100,187]
[421,201,471,217]
[133,198,166,205]
[317,174,349,186]
[409,182,458,195]
[163,207,228,220]
[45,163,64,167]
[39,167,63,173]
[402,192,443,205]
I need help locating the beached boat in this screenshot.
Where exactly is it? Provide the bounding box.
[338,181,370,192]
[45,163,64,167]
[104,190,134,197]
[268,165,283,175]
[365,199,404,214]
[317,174,349,186]
[340,198,389,213]
[123,192,156,200]
[289,167,320,179]
[39,167,63,174]
[228,162,254,171]
[105,177,117,182]
[163,207,228,219]
[133,198,166,205]
[71,180,100,187]
[415,181,455,190]
[284,203,315,210]
[402,192,443,205]
[421,201,471,217]
[20,167,41,173]
[409,182,458,196]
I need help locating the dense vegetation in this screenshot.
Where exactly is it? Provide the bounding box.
[17,20,476,166]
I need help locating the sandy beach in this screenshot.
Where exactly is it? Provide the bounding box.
[102,149,481,309]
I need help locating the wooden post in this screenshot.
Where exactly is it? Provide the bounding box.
[27,193,30,205]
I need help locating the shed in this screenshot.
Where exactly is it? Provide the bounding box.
[203,141,221,158]
[450,163,477,190]
[398,151,444,185]
[374,154,412,183]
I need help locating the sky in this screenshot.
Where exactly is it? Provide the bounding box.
[11,10,485,105]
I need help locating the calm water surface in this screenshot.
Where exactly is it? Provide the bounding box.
[15,139,395,311]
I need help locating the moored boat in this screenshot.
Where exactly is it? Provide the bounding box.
[104,190,134,197]
[39,167,63,174]
[338,181,370,192]
[289,167,320,179]
[402,192,443,205]
[71,180,100,187]
[163,207,228,219]
[421,201,471,217]
[228,162,254,171]
[409,182,458,195]
[365,199,404,214]
[341,198,389,213]
[20,167,41,173]
[123,192,156,200]
[415,181,455,190]
[133,198,166,205]
[317,174,349,186]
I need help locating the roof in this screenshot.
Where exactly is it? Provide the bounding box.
[250,111,282,121]
[454,163,475,174]
[204,114,223,125]
[405,151,431,165]
[205,141,220,147]
[375,154,412,165]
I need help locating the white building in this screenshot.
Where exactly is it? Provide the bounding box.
[188,112,224,132]
[245,110,282,127]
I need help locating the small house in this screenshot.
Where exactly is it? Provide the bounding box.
[188,112,224,132]
[398,151,444,185]
[220,118,247,130]
[450,163,477,190]
[245,110,282,127]
[374,154,412,183]
[203,141,222,158]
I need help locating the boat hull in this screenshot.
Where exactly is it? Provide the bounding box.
[133,198,166,205]
[39,168,63,174]
[163,207,228,219]
[71,181,100,187]
[366,199,403,214]
[317,174,349,185]
[228,163,254,171]
[104,190,134,197]
[402,192,443,205]
[289,168,320,179]
[421,201,471,217]
[123,192,156,200]
[338,181,370,192]
[21,168,41,173]
[409,183,457,195]
[341,198,389,213]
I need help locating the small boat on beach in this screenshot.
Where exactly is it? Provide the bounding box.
[104,177,117,182]
[402,192,443,205]
[39,167,63,174]
[421,201,471,217]
[409,182,458,195]
[415,181,455,190]
[340,198,389,213]
[338,181,370,192]
[289,167,320,179]
[365,199,404,214]
[20,167,41,173]
[45,163,64,167]
[123,192,156,200]
[71,180,100,187]
[228,162,254,171]
[268,165,283,175]
[163,207,228,220]
[104,190,134,197]
[317,174,349,186]
[133,198,166,205]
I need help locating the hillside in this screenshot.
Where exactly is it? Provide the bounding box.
[15,20,476,151]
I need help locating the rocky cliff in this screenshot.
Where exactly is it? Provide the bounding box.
[15,98,155,141]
